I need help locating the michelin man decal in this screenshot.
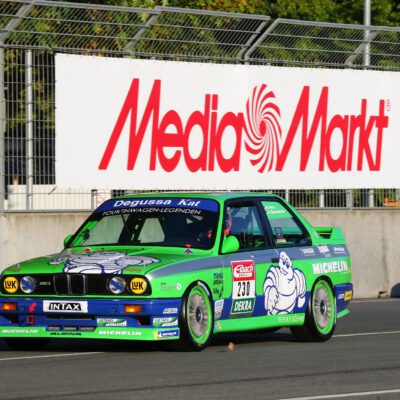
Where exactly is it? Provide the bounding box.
[263,251,306,315]
[49,251,159,274]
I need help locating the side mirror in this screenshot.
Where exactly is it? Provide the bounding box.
[221,235,240,254]
[63,234,73,248]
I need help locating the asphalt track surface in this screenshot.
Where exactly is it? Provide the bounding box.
[0,299,399,400]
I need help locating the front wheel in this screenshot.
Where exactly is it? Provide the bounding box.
[291,279,336,342]
[178,282,214,351]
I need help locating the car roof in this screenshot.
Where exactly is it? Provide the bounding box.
[113,192,283,202]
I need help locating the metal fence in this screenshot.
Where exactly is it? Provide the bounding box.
[0,0,399,211]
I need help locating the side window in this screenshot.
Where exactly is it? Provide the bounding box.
[262,200,310,246]
[225,203,266,249]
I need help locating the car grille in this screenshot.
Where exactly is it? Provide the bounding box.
[54,274,87,295]
[1,274,113,296]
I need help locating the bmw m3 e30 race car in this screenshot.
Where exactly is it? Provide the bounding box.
[0,193,352,351]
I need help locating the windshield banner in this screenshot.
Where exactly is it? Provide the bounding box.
[97,198,219,213]
[56,54,399,189]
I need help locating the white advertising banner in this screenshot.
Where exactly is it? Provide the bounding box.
[56,54,399,189]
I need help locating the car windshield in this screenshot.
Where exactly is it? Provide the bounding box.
[69,197,219,250]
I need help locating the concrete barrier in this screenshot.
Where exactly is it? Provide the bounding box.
[1,210,399,299]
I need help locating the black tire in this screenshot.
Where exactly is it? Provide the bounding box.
[177,282,214,351]
[290,279,336,342]
[4,337,50,350]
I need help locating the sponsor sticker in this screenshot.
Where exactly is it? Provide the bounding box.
[344,290,353,301]
[3,277,18,293]
[163,308,178,315]
[49,332,82,336]
[98,329,142,336]
[277,314,304,324]
[157,329,179,338]
[152,317,178,327]
[214,299,224,320]
[317,245,330,254]
[43,300,88,313]
[312,261,348,275]
[300,247,316,256]
[130,277,147,294]
[97,318,127,327]
[231,260,256,315]
[333,246,346,254]
[1,328,39,334]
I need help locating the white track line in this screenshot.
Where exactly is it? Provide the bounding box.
[352,299,400,303]
[280,388,400,400]
[334,330,400,338]
[0,351,104,361]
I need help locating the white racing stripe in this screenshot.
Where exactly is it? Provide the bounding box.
[280,388,400,400]
[334,330,400,338]
[0,351,104,361]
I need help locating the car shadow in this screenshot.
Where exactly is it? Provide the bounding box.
[0,329,296,353]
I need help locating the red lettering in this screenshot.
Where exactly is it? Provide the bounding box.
[152,110,183,172]
[98,79,160,170]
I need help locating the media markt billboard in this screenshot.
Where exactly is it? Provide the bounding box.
[56,54,399,190]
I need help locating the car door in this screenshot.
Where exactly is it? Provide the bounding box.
[220,200,276,320]
[258,198,312,317]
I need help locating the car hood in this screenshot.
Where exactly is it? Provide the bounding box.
[2,247,212,276]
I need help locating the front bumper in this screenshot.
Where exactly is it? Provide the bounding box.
[0,297,182,341]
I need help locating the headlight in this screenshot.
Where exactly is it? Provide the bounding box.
[20,276,36,294]
[130,277,148,295]
[108,276,126,294]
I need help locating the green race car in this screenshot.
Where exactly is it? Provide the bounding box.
[0,193,352,350]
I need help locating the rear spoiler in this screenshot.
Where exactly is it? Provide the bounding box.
[314,227,345,242]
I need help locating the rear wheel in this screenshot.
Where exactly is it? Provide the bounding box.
[178,282,214,351]
[4,337,50,351]
[291,279,336,342]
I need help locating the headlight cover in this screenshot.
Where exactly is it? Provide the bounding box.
[108,276,126,294]
[20,276,37,294]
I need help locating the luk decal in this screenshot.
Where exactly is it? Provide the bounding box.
[312,261,348,275]
[43,300,88,313]
[49,251,159,274]
[3,277,18,293]
[99,79,388,175]
[230,260,256,315]
[130,277,147,294]
[97,318,127,327]
[264,251,306,315]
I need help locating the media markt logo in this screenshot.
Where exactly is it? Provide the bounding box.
[99,79,389,174]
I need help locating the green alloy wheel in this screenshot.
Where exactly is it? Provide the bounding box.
[291,279,336,342]
[179,283,214,351]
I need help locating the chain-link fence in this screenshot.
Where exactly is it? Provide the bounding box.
[0,0,399,211]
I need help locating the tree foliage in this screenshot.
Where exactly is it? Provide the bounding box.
[69,0,400,26]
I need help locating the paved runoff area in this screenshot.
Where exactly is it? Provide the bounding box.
[0,299,399,400]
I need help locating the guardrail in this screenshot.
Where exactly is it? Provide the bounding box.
[0,0,399,211]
